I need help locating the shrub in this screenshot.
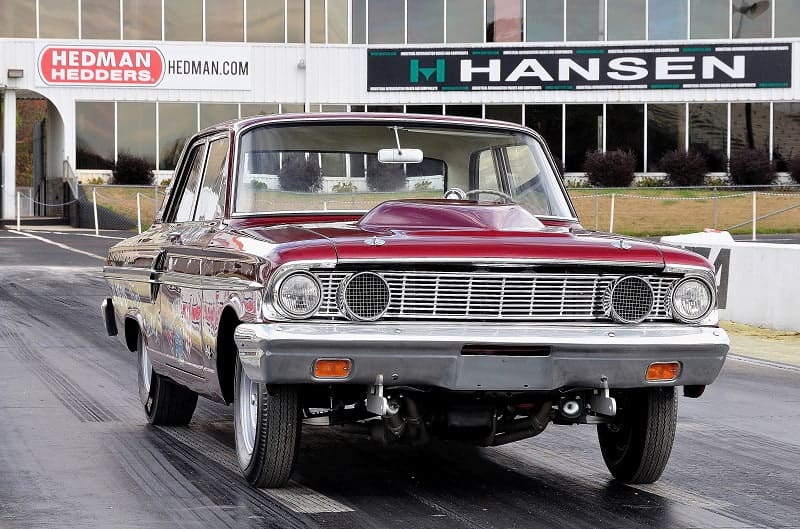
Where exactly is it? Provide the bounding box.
[366,157,406,192]
[84,176,106,185]
[332,181,358,193]
[634,176,668,188]
[787,155,800,185]
[583,150,636,187]
[704,175,730,187]
[413,179,433,192]
[111,152,154,185]
[278,153,322,192]
[728,149,775,186]
[657,150,707,187]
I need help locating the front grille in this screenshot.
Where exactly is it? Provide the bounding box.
[339,272,391,321]
[607,276,655,323]
[314,271,676,322]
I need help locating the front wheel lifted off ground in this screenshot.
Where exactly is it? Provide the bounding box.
[597,386,678,484]
[234,358,301,488]
[137,333,198,426]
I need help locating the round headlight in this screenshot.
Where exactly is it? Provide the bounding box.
[671,277,713,323]
[276,272,322,318]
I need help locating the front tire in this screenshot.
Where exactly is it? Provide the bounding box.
[597,387,677,484]
[137,334,197,426]
[234,358,300,488]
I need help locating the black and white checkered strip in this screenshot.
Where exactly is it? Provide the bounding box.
[313,271,676,322]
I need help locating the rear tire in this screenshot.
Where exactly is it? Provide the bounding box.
[597,387,677,484]
[137,334,197,426]
[234,358,300,488]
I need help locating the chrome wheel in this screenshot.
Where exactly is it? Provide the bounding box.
[236,366,258,458]
[140,342,152,394]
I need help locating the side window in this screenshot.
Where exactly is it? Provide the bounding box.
[174,143,207,222]
[194,137,230,221]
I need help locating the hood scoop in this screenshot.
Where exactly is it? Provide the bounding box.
[358,199,545,232]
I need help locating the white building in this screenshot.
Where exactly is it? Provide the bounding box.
[1,0,798,219]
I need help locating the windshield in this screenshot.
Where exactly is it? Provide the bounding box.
[234,122,574,219]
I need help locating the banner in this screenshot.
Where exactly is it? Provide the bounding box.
[36,44,251,90]
[367,43,792,92]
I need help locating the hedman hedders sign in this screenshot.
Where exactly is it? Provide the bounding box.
[367,43,791,92]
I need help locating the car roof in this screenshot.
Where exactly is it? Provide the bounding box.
[197,112,538,138]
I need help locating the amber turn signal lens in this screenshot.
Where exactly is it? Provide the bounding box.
[646,361,681,382]
[313,358,352,379]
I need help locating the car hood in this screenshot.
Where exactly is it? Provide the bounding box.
[298,200,667,267]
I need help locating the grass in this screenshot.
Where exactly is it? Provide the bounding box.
[85,185,800,237]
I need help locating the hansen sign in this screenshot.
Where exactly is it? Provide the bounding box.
[368,43,791,92]
[36,44,251,90]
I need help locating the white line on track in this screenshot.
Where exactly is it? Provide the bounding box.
[8,230,105,261]
[728,353,800,373]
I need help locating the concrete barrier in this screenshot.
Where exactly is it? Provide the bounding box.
[661,231,800,332]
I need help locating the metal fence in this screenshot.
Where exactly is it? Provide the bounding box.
[568,185,800,239]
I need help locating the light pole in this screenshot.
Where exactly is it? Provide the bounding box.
[733,1,770,149]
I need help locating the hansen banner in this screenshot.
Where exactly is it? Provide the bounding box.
[368,43,791,92]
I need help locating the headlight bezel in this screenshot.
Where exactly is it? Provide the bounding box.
[669,275,716,324]
[274,271,323,319]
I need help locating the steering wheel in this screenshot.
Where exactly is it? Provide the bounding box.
[465,189,514,203]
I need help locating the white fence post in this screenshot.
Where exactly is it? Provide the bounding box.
[609,193,616,233]
[92,187,100,237]
[136,193,142,234]
[16,192,21,231]
[752,191,757,241]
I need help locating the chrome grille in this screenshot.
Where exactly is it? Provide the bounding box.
[313,271,677,322]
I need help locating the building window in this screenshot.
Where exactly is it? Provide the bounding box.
[40,0,79,38]
[487,0,523,42]
[689,103,727,172]
[647,104,686,172]
[0,0,35,37]
[200,104,239,129]
[165,0,203,41]
[352,0,367,43]
[206,0,244,42]
[732,0,771,38]
[76,102,115,170]
[368,0,404,44]
[123,0,162,40]
[648,0,687,40]
[607,0,645,40]
[447,0,484,43]
[159,103,198,171]
[525,105,563,162]
[445,105,482,118]
[565,104,603,172]
[485,105,523,125]
[407,0,444,43]
[731,102,770,153]
[247,0,284,42]
[367,105,404,113]
[287,0,305,43]
[311,0,326,43]
[241,103,280,117]
[406,105,444,115]
[281,104,305,113]
[564,105,603,172]
[328,0,348,43]
[526,0,564,41]
[118,103,157,168]
[689,0,728,39]
[773,103,800,171]
[81,0,120,39]
[566,0,604,41]
[775,0,800,37]
[606,105,644,171]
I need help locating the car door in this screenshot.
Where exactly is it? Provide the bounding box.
[158,138,213,378]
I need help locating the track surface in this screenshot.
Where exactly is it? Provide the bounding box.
[1,229,799,529]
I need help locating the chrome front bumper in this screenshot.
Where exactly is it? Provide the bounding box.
[233,322,729,391]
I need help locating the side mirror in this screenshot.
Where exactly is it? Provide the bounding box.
[377,148,424,164]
